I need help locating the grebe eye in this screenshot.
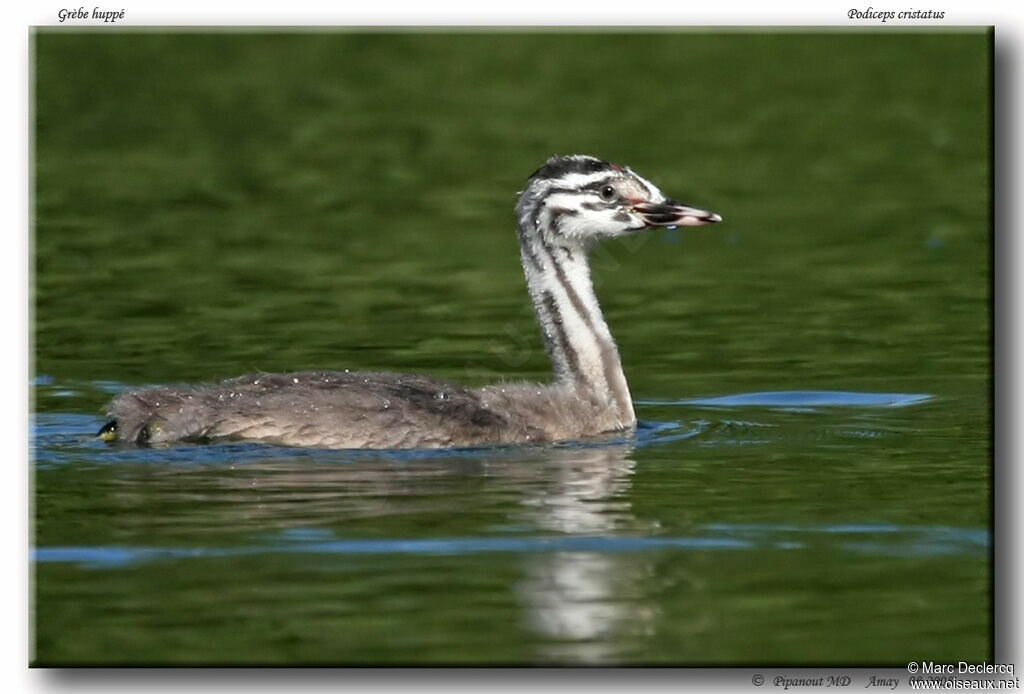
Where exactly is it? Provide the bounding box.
[600,185,615,201]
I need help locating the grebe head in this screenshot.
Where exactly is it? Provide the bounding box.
[516,154,721,247]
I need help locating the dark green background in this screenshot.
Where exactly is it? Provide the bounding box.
[33,31,990,665]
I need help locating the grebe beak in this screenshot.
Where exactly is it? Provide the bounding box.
[635,199,722,227]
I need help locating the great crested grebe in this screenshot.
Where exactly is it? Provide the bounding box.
[99,155,721,449]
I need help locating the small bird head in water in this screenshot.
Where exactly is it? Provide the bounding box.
[516,154,721,246]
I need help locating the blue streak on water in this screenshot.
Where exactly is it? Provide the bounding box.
[639,391,933,409]
[32,523,989,569]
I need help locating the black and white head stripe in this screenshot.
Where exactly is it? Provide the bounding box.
[523,154,663,204]
[516,154,720,246]
[529,154,617,182]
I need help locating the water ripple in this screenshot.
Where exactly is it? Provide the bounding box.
[639,390,933,409]
[33,522,988,569]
